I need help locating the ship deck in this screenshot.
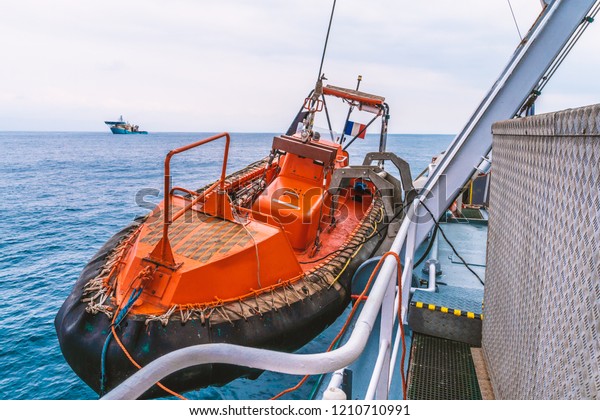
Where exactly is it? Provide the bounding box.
[310,209,491,400]
[406,210,489,399]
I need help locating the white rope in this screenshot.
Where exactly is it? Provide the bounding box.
[241,223,262,289]
[144,305,177,326]
[506,0,523,41]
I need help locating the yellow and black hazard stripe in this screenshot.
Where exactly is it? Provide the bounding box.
[412,301,483,320]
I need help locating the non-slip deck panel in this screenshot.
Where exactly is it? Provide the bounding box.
[412,287,484,317]
[408,287,483,346]
[140,209,252,263]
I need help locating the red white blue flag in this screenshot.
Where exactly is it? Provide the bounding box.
[344,121,367,139]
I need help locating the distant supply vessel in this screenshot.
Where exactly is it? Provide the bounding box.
[104,115,148,134]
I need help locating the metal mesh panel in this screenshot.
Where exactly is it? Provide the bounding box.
[483,104,600,399]
[407,334,482,400]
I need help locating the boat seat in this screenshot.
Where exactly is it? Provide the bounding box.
[254,136,338,251]
[272,135,338,166]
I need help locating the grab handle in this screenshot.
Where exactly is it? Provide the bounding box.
[152,133,231,267]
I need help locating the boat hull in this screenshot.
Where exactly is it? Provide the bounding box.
[54,215,385,398]
[110,127,148,134]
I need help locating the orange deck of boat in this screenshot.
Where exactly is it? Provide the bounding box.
[113,135,376,314]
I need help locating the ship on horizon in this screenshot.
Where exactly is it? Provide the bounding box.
[104,115,148,134]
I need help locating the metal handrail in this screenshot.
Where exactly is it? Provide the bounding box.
[170,186,201,197]
[365,340,390,399]
[169,181,220,223]
[154,133,231,263]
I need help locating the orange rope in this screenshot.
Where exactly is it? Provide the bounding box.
[270,375,311,400]
[271,251,407,400]
[110,325,187,400]
[387,252,407,399]
[106,285,187,400]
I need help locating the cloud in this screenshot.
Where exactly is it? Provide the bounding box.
[0,0,598,133]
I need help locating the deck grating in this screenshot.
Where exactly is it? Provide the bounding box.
[407,333,482,400]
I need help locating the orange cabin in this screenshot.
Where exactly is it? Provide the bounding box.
[254,135,348,251]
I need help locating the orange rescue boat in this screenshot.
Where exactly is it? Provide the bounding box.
[55,82,416,398]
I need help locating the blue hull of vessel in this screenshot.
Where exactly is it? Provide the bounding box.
[110,127,148,135]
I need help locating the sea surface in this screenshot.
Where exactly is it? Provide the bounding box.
[0,131,452,400]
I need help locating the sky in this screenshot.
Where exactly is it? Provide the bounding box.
[0,0,598,134]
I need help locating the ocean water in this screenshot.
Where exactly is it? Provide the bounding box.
[0,131,452,400]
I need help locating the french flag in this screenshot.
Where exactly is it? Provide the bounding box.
[344,120,367,139]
